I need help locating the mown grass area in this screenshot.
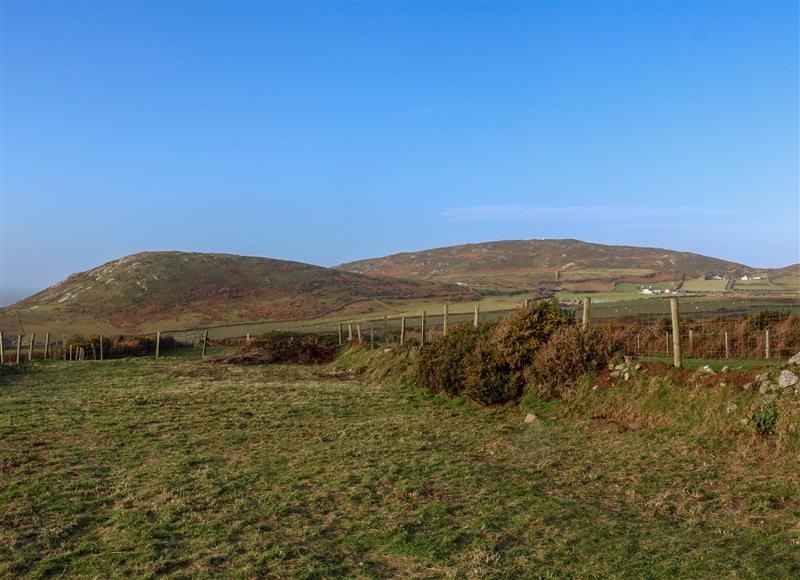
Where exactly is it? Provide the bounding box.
[637,356,784,370]
[2,359,800,577]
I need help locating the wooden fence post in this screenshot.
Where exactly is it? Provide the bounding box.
[384,315,388,345]
[666,333,670,356]
[670,297,682,368]
[636,332,640,354]
[201,329,208,358]
[523,298,529,307]
[582,297,591,327]
[28,333,35,363]
[16,335,22,364]
[356,323,362,344]
[0,331,4,365]
[765,329,770,359]
[69,344,73,362]
[43,332,50,361]
[688,329,694,358]
[420,311,426,346]
[98,334,103,361]
[473,304,479,328]
[155,331,161,359]
[337,323,343,346]
[348,323,353,343]
[370,323,374,349]
[443,304,449,336]
[400,316,406,345]
[724,331,730,359]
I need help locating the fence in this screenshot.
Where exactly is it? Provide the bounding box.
[2,297,798,367]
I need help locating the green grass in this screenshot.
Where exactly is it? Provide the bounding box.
[2,360,799,577]
[636,356,784,370]
[615,281,673,292]
[682,278,727,292]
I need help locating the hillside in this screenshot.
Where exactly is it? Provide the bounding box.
[0,252,470,335]
[337,239,763,293]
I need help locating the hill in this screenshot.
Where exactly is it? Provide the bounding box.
[337,239,765,293]
[0,251,470,335]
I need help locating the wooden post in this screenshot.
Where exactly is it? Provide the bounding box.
[155,331,161,359]
[348,323,353,342]
[724,331,730,359]
[666,332,670,356]
[337,323,343,346]
[473,304,479,328]
[43,332,50,361]
[98,334,103,361]
[201,329,208,358]
[356,323,362,344]
[383,315,388,345]
[420,311,426,345]
[69,344,73,362]
[16,335,22,364]
[765,329,770,359]
[0,331,4,365]
[443,304,449,335]
[370,323,374,349]
[400,316,406,345]
[688,329,694,358]
[28,333,35,363]
[246,333,250,343]
[670,297,682,368]
[636,332,640,353]
[582,297,591,327]
[523,298,530,307]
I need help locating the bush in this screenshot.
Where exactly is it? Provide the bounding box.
[491,300,570,369]
[417,323,484,396]
[530,325,622,399]
[463,342,523,405]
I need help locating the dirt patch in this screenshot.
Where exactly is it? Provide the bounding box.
[209,336,339,365]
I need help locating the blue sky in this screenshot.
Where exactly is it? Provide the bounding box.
[1,1,798,300]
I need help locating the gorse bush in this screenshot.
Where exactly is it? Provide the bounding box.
[463,342,522,405]
[491,300,571,369]
[530,325,622,399]
[417,323,485,396]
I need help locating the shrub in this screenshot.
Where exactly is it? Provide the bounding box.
[530,325,622,399]
[417,323,484,396]
[491,300,570,369]
[463,342,522,405]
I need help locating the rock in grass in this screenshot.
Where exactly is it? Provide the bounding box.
[788,352,800,366]
[778,370,798,389]
[524,413,538,423]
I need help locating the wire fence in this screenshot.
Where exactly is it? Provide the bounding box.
[2,298,799,365]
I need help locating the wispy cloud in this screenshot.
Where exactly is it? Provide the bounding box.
[440,205,734,223]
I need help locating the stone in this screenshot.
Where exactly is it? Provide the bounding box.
[759,382,774,395]
[700,365,715,375]
[788,352,800,366]
[610,371,620,378]
[524,413,538,423]
[634,363,643,371]
[778,369,799,389]
[383,348,393,353]
[614,364,625,371]
[623,372,631,381]
[743,382,752,390]
[721,366,729,374]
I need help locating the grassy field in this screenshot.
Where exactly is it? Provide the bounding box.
[2,358,800,577]
[682,278,727,292]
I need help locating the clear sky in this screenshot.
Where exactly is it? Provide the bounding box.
[2,1,798,301]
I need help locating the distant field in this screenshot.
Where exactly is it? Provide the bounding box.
[614,281,673,293]
[774,276,800,289]
[734,279,774,291]
[559,268,654,281]
[682,278,727,292]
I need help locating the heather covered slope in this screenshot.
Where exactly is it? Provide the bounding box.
[0,251,469,335]
[338,239,763,292]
